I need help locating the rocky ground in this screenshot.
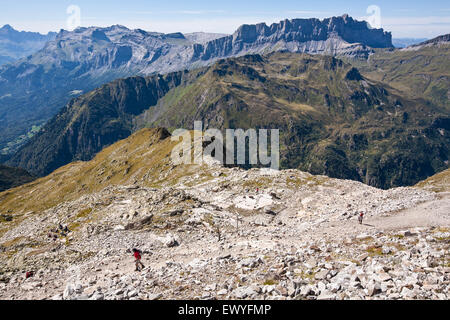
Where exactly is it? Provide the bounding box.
[0,162,448,300]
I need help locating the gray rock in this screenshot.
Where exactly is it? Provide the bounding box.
[148,293,162,300]
[164,234,179,248]
[234,286,257,299]
[329,283,341,293]
[90,292,105,300]
[217,289,228,296]
[304,258,317,269]
[315,269,329,280]
[63,283,75,300]
[368,283,382,297]
[128,290,138,298]
[239,258,262,268]
[52,294,63,300]
[317,290,336,300]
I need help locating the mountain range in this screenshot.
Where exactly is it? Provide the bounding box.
[0,15,392,155]
[6,51,449,189]
[0,10,450,303]
[1,15,449,191]
[0,24,56,66]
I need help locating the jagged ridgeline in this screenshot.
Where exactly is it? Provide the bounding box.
[7,52,450,189]
[0,15,392,155]
[0,24,57,66]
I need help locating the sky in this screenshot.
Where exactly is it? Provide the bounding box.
[0,0,449,38]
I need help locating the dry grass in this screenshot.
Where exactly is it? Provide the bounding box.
[0,128,193,216]
[415,169,450,193]
[366,246,383,256]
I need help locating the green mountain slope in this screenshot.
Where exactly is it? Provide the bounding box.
[7,52,450,189]
[355,39,450,109]
[5,72,200,176]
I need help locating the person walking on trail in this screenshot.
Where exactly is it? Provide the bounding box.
[358,212,364,225]
[133,248,145,271]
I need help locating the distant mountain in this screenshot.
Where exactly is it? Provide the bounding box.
[0,15,393,155]
[0,164,34,192]
[411,34,450,47]
[392,38,428,48]
[0,24,56,66]
[7,52,449,189]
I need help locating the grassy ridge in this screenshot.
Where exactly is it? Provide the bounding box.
[355,43,450,109]
[0,128,203,215]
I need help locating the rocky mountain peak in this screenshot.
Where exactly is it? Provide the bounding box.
[0,24,14,32]
[0,24,56,39]
[231,15,392,49]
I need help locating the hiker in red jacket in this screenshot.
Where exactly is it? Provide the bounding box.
[358,212,364,225]
[132,248,145,271]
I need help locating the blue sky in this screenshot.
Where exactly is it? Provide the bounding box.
[1,0,449,38]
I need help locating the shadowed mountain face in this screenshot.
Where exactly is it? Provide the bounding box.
[0,15,392,155]
[7,52,449,189]
[5,72,190,177]
[0,164,34,192]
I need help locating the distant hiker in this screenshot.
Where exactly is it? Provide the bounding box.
[256,188,259,193]
[25,271,34,279]
[358,212,364,225]
[132,248,145,271]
